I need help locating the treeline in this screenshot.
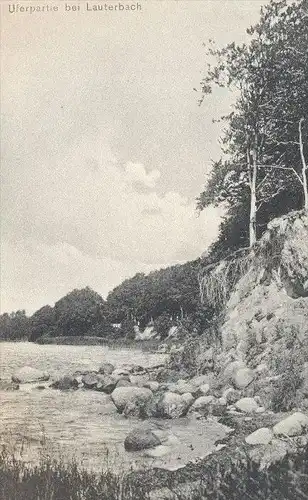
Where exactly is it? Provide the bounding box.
[0,260,212,342]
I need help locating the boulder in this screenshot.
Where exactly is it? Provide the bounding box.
[222,361,246,386]
[143,381,160,392]
[123,400,146,418]
[190,374,212,389]
[196,383,210,397]
[98,363,114,375]
[124,427,161,451]
[111,369,130,383]
[233,368,255,389]
[256,406,266,414]
[169,381,196,395]
[0,381,19,391]
[12,366,49,384]
[181,392,194,406]
[255,363,269,375]
[273,412,308,437]
[156,391,193,419]
[223,388,241,405]
[130,365,145,374]
[82,373,100,389]
[116,379,132,388]
[189,395,214,414]
[96,375,117,393]
[51,375,78,390]
[245,427,273,446]
[249,439,290,470]
[111,386,153,413]
[112,368,130,377]
[129,374,150,387]
[211,397,227,416]
[235,397,259,413]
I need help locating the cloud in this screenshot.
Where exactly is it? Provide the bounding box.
[1,134,222,313]
[2,0,267,313]
[124,162,161,188]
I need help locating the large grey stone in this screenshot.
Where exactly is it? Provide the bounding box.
[143,381,160,392]
[98,363,114,375]
[82,373,100,389]
[0,380,19,391]
[235,397,259,413]
[233,367,255,389]
[223,387,242,405]
[111,386,153,412]
[245,427,273,445]
[51,375,78,390]
[96,375,117,393]
[222,361,246,385]
[129,374,150,387]
[190,374,212,389]
[156,391,193,419]
[12,366,49,384]
[189,395,215,413]
[273,412,308,437]
[124,427,161,451]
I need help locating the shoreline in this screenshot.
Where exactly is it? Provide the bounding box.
[34,335,161,351]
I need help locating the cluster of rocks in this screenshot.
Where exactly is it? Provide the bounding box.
[245,412,308,446]
[5,361,269,423]
[6,361,308,463]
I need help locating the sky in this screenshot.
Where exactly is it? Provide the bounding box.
[1,0,265,314]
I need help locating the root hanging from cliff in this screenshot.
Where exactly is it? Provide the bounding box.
[198,222,289,312]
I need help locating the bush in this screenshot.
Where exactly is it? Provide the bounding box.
[153,313,173,339]
[119,319,136,340]
[2,442,308,500]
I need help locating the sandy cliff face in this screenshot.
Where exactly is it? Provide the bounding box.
[220,212,308,368]
[170,212,308,410]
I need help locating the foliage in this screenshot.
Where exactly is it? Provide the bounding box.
[2,443,308,500]
[52,287,109,337]
[0,288,112,342]
[118,318,136,340]
[0,259,206,341]
[266,323,308,411]
[198,0,308,254]
[270,368,303,412]
[153,313,173,339]
[0,449,149,500]
[0,310,30,340]
[29,305,55,342]
[107,260,201,327]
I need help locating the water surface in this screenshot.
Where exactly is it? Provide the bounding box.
[0,342,228,471]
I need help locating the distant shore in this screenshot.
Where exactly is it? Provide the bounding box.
[34,335,161,351]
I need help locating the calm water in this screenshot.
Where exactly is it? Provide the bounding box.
[0,342,228,471]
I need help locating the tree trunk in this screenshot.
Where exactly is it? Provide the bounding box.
[299,118,308,212]
[180,306,184,320]
[248,143,258,247]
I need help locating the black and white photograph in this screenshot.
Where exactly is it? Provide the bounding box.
[1,0,308,498]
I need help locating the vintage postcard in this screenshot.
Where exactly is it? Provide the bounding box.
[1,0,308,498]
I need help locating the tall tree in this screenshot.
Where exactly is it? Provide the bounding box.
[53,287,108,337]
[197,0,308,249]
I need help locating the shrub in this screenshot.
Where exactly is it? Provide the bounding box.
[153,313,173,339]
[119,319,136,340]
